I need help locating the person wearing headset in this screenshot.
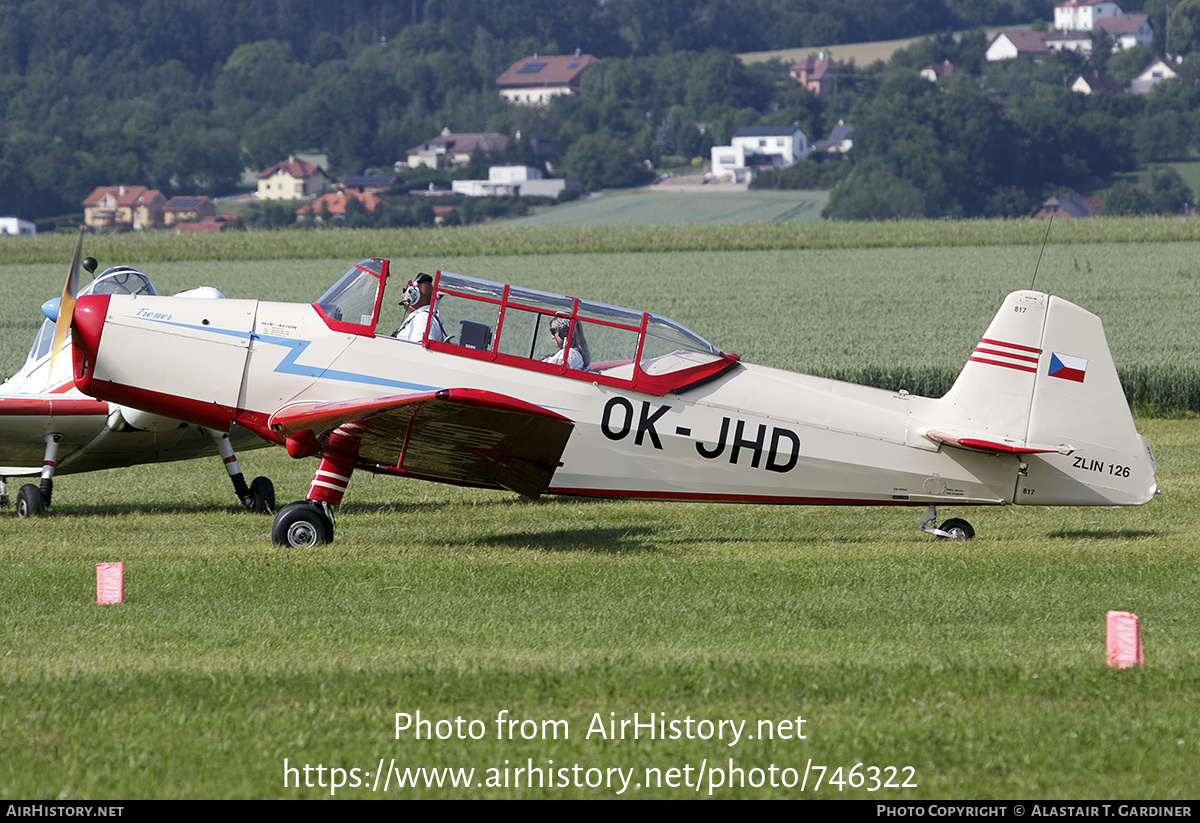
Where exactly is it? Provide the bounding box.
[542,316,590,370]
[394,272,445,343]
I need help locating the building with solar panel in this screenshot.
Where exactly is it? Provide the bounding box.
[496,52,600,105]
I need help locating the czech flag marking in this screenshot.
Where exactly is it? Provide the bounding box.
[1048,352,1087,383]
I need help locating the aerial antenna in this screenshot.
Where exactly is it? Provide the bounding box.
[1031,214,1053,291]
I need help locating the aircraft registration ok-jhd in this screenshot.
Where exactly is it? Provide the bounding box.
[0,250,274,518]
[50,249,1156,546]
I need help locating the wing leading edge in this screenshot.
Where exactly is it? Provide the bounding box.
[268,388,574,498]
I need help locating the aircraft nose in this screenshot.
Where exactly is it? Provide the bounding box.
[71,294,111,387]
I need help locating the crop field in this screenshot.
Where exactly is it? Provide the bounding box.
[1,222,1198,799]
[503,189,830,227]
[4,224,1199,411]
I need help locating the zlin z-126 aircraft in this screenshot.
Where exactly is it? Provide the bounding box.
[1,251,275,518]
[47,242,1156,547]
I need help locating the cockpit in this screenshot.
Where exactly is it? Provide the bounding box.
[313,259,739,396]
[25,267,157,365]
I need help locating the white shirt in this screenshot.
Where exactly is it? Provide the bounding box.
[395,306,445,343]
[542,346,585,370]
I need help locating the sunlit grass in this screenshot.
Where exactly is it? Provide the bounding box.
[0,419,1197,798]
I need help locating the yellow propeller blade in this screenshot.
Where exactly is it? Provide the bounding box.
[46,228,84,388]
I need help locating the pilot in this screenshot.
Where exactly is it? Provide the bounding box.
[394,273,445,343]
[542,316,590,370]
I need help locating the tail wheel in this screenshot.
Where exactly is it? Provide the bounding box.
[249,476,276,514]
[938,518,975,540]
[271,501,334,547]
[16,484,46,519]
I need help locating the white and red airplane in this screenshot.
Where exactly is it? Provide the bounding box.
[0,247,274,518]
[51,252,1156,546]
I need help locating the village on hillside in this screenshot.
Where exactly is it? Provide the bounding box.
[4,0,1191,234]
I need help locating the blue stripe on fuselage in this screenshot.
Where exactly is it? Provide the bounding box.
[135,318,438,393]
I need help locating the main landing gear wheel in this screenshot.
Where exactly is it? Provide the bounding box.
[938,518,975,540]
[248,476,276,514]
[15,484,46,518]
[271,501,334,547]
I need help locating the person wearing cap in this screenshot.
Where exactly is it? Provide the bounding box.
[394,272,445,343]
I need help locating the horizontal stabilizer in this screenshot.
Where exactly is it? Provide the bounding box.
[923,428,1072,455]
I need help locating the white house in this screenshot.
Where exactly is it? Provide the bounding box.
[452,165,579,198]
[1055,0,1123,31]
[710,126,809,183]
[1130,58,1178,95]
[255,156,333,201]
[1045,29,1093,54]
[1097,15,1152,50]
[496,53,600,105]
[0,216,35,235]
[986,30,1051,61]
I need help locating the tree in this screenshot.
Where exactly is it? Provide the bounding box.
[1104,180,1152,215]
[823,158,927,220]
[558,131,653,191]
[1166,0,1200,56]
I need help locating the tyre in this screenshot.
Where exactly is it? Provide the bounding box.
[271,501,333,547]
[249,476,276,514]
[938,518,975,540]
[15,484,45,518]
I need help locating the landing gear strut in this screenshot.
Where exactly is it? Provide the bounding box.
[13,434,61,518]
[269,422,363,547]
[206,429,275,513]
[920,506,975,540]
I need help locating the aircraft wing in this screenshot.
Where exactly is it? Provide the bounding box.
[268,388,574,498]
[0,395,109,473]
[924,428,1073,455]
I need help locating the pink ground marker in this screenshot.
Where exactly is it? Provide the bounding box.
[96,562,124,605]
[1106,610,1143,668]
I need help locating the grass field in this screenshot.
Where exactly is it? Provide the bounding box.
[1,222,1197,799]
[1,420,1197,799]
[738,26,1027,67]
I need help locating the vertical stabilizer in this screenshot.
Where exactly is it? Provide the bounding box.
[1019,295,1155,505]
[942,290,1048,445]
[924,291,1155,506]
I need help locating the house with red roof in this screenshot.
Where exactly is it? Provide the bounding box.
[294,190,382,222]
[256,156,333,200]
[789,54,837,95]
[1054,0,1124,32]
[162,196,216,226]
[496,52,599,105]
[171,215,231,234]
[1071,71,1124,94]
[82,186,166,230]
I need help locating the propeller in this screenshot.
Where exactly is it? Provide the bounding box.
[45,228,85,388]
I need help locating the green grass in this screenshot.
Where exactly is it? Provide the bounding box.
[0,418,1197,798]
[1,223,1197,797]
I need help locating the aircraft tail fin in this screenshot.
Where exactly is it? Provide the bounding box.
[927,291,1155,506]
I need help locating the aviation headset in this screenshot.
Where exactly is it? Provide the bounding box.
[401,272,433,307]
